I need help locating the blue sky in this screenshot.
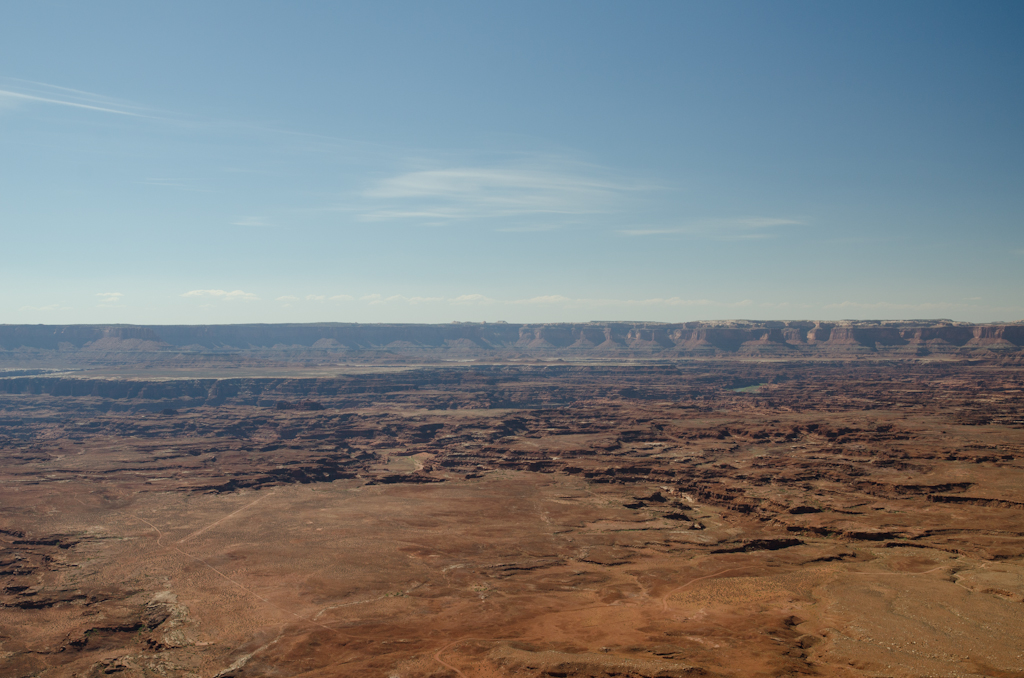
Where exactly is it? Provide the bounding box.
[2,1,1022,324]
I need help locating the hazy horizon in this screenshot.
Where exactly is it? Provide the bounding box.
[2,1,1022,325]
[3,318,1023,329]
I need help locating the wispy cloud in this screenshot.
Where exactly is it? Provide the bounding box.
[359,160,649,227]
[96,292,123,307]
[450,294,496,305]
[360,294,445,305]
[0,79,150,117]
[510,295,575,305]
[231,216,271,227]
[734,218,803,228]
[182,289,259,301]
[759,301,812,310]
[276,294,354,303]
[0,89,140,116]
[493,223,565,233]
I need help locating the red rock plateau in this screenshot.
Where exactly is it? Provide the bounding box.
[1,321,1023,678]
[2,320,1024,365]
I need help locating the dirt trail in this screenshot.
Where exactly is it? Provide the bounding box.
[660,566,760,612]
[177,491,274,543]
[434,638,482,678]
[132,504,343,636]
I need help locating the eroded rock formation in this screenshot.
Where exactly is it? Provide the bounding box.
[2,320,1023,362]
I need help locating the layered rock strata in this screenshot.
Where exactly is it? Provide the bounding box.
[2,320,1023,361]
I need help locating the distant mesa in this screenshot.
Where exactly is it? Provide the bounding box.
[0,320,1022,359]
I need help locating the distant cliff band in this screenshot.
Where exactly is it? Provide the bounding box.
[1,321,1023,357]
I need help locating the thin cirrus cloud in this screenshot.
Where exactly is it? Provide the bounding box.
[450,294,496,305]
[509,295,575,305]
[360,294,445,305]
[0,78,150,117]
[182,289,259,301]
[276,295,354,303]
[231,216,272,227]
[359,162,649,226]
[96,292,123,307]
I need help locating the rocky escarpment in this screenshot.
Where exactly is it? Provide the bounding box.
[1,320,1023,361]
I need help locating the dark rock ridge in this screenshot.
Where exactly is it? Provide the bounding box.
[1,320,1023,358]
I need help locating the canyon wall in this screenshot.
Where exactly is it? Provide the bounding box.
[1,320,1023,359]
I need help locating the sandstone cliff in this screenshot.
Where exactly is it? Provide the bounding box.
[1,320,1022,360]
